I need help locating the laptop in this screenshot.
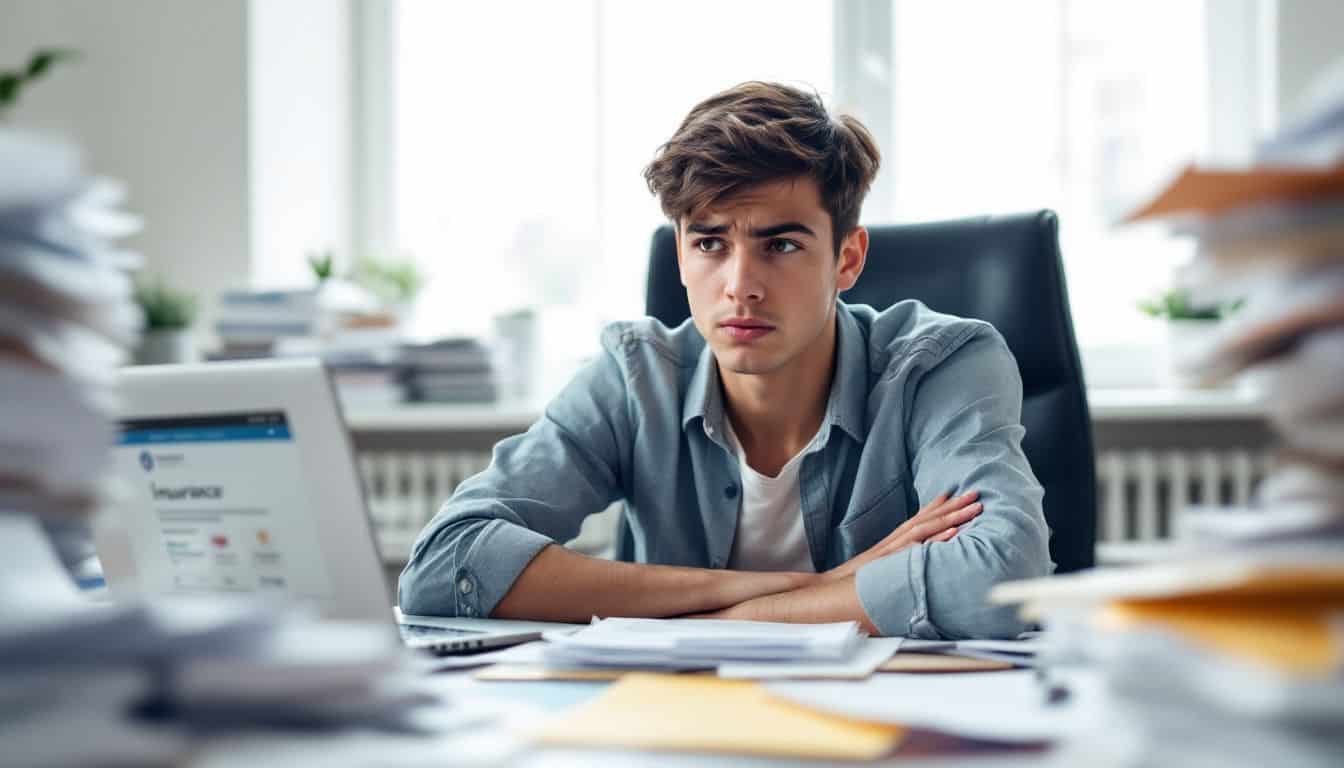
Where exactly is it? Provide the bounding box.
[94,358,572,654]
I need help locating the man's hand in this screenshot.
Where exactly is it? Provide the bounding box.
[822,490,983,582]
[691,574,880,634]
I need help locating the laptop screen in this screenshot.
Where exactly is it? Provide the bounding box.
[113,411,334,600]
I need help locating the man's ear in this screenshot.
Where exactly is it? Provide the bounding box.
[836,226,868,293]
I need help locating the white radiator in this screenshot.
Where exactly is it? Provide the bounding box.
[1095,449,1270,543]
[359,448,1272,562]
[357,450,493,562]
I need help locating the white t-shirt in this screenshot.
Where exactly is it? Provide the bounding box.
[724,417,823,573]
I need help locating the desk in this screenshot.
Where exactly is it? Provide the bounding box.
[191,662,1111,767]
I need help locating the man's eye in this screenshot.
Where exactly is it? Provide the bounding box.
[767,239,800,254]
[695,238,724,253]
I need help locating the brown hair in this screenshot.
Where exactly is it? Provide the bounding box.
[643,81,881,254]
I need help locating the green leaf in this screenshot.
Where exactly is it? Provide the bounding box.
[26,48,78,78]
[0,73,19,105]
[307,249,335,281]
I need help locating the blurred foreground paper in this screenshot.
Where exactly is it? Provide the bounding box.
[532,673,904,760]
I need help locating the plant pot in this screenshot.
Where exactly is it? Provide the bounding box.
[1158,318,1224,388]
[135,328,196,365]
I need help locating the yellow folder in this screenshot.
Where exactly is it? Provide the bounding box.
[1096,597,1343,677]
[531,673,905,760]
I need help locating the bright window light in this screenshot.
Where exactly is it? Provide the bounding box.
[386,0,1210,353]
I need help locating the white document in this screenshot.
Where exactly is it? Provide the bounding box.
[718,637,902,679]
[542,617,864,669]
[766,669,1103,743]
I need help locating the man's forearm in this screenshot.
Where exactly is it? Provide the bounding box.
[492,544,817,622]
[705,575,880,634]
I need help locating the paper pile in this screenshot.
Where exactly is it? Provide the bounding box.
[542,617,865,672]
[0,514,435,766]
[0,130,142,574]
[0,131,440,766]
[990,61,1344,767]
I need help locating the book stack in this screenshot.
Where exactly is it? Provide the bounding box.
[991,68,1344,767]
[400,337,499,403]
[213,287,409,406]
[215,288,327,351]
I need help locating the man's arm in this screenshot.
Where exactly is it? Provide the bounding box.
[493,544,817,622]
[398,330,817,620]
[853,329,1052,639]
[695,491,984,632]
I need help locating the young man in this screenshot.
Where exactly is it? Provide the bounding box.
[399,82,1051,639]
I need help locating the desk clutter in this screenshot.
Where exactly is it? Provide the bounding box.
[0,132,447,766]
[211,292,502,407]
[990,71,1344,768]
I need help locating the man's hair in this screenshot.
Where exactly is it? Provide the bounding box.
[643,81,881,254]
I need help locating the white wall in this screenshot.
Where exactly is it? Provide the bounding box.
[1,0,354,346]
[0,0,250,341]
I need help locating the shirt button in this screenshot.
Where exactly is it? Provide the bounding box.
[462,605,475,617]
[458,577,474,595]
[705,424,715,436]
[724,483,738,499]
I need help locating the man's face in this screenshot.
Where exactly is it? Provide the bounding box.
[676,177,864,378]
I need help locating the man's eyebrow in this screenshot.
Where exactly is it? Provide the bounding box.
[749,222,816,238]
[685,223,729,235]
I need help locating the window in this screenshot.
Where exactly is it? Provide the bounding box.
[367,1,1253,365]
[878,1,1211,347]
[387,0,832,349]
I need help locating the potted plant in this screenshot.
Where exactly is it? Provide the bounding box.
[350,253,424,327]
[1139,288,1241,387]
[133,277,197,365]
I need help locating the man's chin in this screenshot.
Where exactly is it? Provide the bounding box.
[715,349,786,377]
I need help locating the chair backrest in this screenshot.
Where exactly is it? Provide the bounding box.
[645,210,1096,572]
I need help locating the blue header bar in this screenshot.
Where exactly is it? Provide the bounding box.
[118,424,293,445]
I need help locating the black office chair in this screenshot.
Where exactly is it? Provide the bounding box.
[645,210,1096,573]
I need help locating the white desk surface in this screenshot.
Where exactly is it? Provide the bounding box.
[342,387,1266,432]
[192,664,1110,767]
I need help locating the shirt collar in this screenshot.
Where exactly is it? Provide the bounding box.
[827,302,869,443]
[682,302,869,444]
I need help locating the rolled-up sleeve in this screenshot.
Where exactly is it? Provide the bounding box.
[855,330,1052,639]
[397,341,631,618]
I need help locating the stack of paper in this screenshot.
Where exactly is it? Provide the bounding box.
[542,617,866,672]
[0,130,143,574]
[991,551,1344,766]
[0,514,436,765]
[1124,67,1344,535]
[0,132,442,766]
[989,65,1344,766]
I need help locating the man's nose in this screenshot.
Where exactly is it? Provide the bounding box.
[724,251,765,303]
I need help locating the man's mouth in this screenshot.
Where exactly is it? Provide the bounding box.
[718,318,775,342]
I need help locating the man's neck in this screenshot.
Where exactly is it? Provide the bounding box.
[719,314,837,477]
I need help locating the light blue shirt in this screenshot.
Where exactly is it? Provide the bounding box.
[399,300,1052,639]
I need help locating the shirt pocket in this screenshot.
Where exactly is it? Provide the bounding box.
[833,476,908,559]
